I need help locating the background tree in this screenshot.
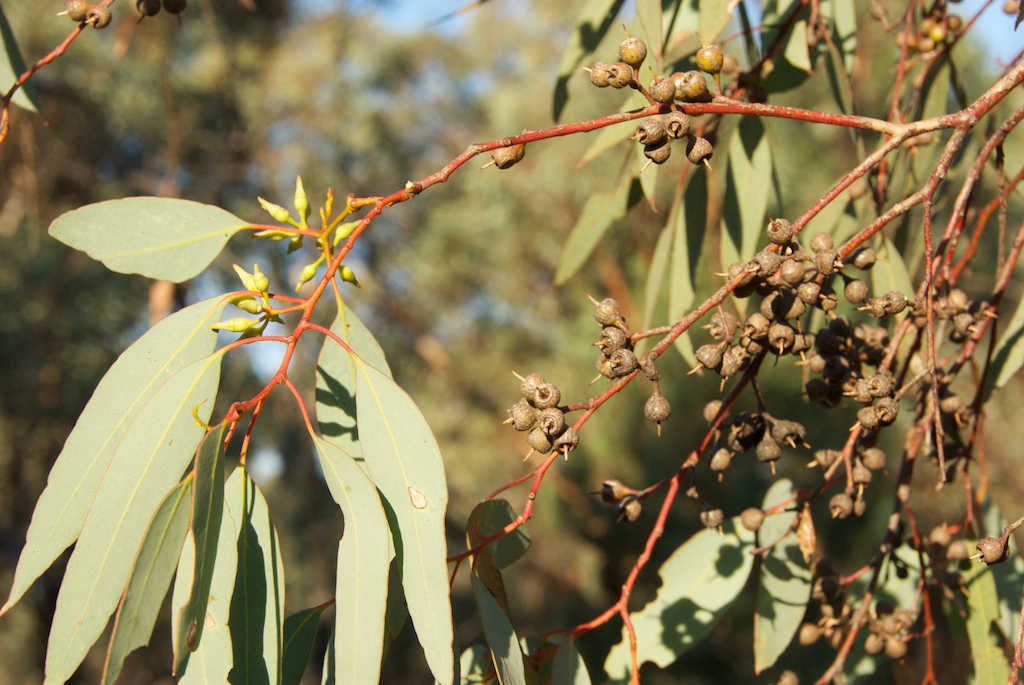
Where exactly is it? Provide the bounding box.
[1,0,1024,684]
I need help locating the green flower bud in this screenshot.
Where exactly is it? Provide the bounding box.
[332,220,360,246]
[288,235,303,254]
[340,266,361,288]
[236,299,263,314]
[295,263,318,291]
[210,317,261,333]
[294,175,310,224]
[258,197,293,224]
[232,264,257,291]
[251,263,270,293]
[252,229,293,240]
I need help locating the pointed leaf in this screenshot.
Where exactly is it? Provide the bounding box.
[175,422,229,669]
[48,198,248,282]
[321,628,335,685]
[551,639,591,685]
[555,179,632,285]
[723,117,772,264]
[384,555,408,640]
[783,20,812,71]
[225,468,285,685]
[172,488,239,685]
[553,0,628,121]
[471,574,527,685]
[2,297,228,618]
[101,478,193,685]
[636,0,663,61]
[698,0,733,41]
[669,171,707,322]
[460,644,491,684]
[754,479,811,673]
[312,437,390,685]
[468,499,531,570]
[0,2,39,112]
[282,605,328,685]
[315,301,392,459]
[604,518,756,680]
[354,361,453,684]
[44,353,224,685]
[964,562,1010,685]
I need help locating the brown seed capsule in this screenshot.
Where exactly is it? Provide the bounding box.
[648,75,676,103]
[634,118,668,146]
[852,462,873,485]
[976,536,1010,565]
[857,405,880,430]
[553,426,579,453]
[885,636,907,659]
[594,297,625,328]
[756,433,782,463]
[852,247,877,270]
[864,633,885,655]
[86,4,112,27]
[590,62,614,87]
[609,62,634,88]
[781,259,805,284]
[810,232,834,253]
[608,348,639,377]
[537,407,565,436]
[882,290,909,315]
[939,390,964,415]
[673,70,710,101]
[703,400,723,423]
[814,249,842,276]
[619,36,648,69]
[137,0,160,15]
[67,0,91,22]
[844,279,869,304]
[861,447,886,470]
[491,143,526,169]
[696,344,724,371]
[617,495,642,522]
[644,140,672,164]
[527,427,554,454]
[533,381,561,409]
[947,539,969,561]
[519,372,544,400]
[709,448,733,472]
[874,396,900,426]
[797,281,822,305]
[799,623,822,645]
[755,249,783,278]
[768,322,796,354]
[745,312,771,339]
[853,495,867,517]
[700,508,725,528]
[866,374,893,398]
[767,218,793,245]
[771,419,806,446]
[685,135,714,166]
[929,525,952,548]
[830,492,854,518]
[507,398,538,431]
[599,479,630,503]
[645,392,672,424]
[696,44,725,74]
[741,508,765,531]
[664,111,691,138]
[596,326,630,353]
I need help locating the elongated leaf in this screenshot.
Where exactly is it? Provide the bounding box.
[982,287,1024,404]
[354,361,453,684]
[282,605,328,685]
[636,0,663,64]
[964,563,1010,685]
[384,555,408,640]
[641,220,673,335]
[604,518,756,680]
[468,499,531,570]
[978,500,1024,641]
[312,437,390,685]
[315,301,392,460]
[460,644,491,684]
[551,639,592,685]
[753,479,811,673]
[783,21,812,71]
[321,628,335,685]
[870,236,914,303]
[173,486,239,685]
[175,422,229,669]
[2,296,228,618]
[824,0,857,74]
[471,574,527,685]
[553,0,627,121]
[698,0,732,41]
[101,478,193,685]
[49,198,248,282]
[669,171,707,322]
[0,2,39,112]
[44,353,224,685]
[225,468,285,685]
[723,117,772,264]
[555,179,632,285]
[635,144,659,212]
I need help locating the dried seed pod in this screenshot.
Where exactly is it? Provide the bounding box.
[708,310,738,341]
[643,140,672,164]
[797,281,822,305]
[664,111,691,138]
[805,378,830,403]
[533,381,561,409]
[975,536,1010,565]
[700,508,725,528]
[810,232,834,253]
[755,249,783,277]
[812,575,840,601]
[929,525,951,548]
[86,4,112,27]
[720,345,749,377]
[884,636,907,659]
[491,143,526,169]
[137,0,160,15]
[830,492,854,518]
[553,426,579,453]
[589,61,614,87]
[745,312,771,339]
[696,44,724,74]
[853,494,867,517]
[608,348,639,377]
[882,290,909,315]
[866,373,893,398]
[792,333,813,355]
[537,407,565,436]
[596,325,630,353]
[709,448,733,472]
[768,322,796,354]
[756,432,782,463]
[771,419,806,447]
[857,405,880,430]
[767,218,794,245]
[852,462,873,485]
[527,427,554,454]
[741,507,765,531]
[861,447,887,470]
[67,0,91,21]
[781,259,805,284]
[646,75,675,104]
[852,247,877,269]
[507,398,538,431]
[814,249,842,275]
[685,135,714,166]
[609,62,634,88]
[672,70,710,101]
[593,297,626,328]
[939,390,964,415]
[819,285,839,311]
[645,391,672,426]
[864,633,885,655]
[617,495,642,522]
[696,344,724,371]
[633,118,668,146]
[874,397,900,426]
[619,36,648,69]
[844,279,869,304]
[947,539,969,561]
[799,623,822,645]
[599,479,630,502]
[519,372,545,399]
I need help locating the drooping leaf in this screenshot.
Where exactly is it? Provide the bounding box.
[468,499,532,570]
[44,353,224,685]
[384,556,408,640]
[698,0,733,42]
[312,437,390,685]
[101,478,193,685]
[2,296,228,618]
[604,518,756,680]
[669,171,707,323]
[555,178,632,285]
[315,300,392,459]
[460,644,492,684]
[753,479,811,673]
[641,219,673,337]
[172,492,239,684]
[354,361,453,684]
[963,560,1010,685]
[870,236,914,302]
[635,143,659,212]
[282,605,329,685]
[982,286,1024,404]
[978,500,1024,641]
[225,468,285,685]
[48,197,248,282]
[321,628,335,685]
[0,2,39,112]
[174,422,229,670]
[723,116,772,265]
[783,21,812,71]
[553,0,628,121]
[471,574,527,685]
[551,638,592,685]
[636,0,663,64]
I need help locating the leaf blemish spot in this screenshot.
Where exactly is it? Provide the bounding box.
[409,486,428,509]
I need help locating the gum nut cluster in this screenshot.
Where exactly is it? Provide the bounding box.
[65,0,112,27]
[591,297,642,383]
[586,34,720,170]
[894,10,964,54]
[504,373,578,458]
